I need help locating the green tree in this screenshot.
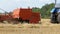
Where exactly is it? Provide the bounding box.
[32,3,55,18]
[32,7,40,12]
[40,3,55,18]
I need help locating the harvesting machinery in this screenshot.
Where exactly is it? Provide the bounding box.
[50,0,60,23]
[0,8,41,24]
[12,8,41,24]
[51,4,60,23]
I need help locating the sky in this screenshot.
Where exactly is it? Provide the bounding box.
[0,0,60,13]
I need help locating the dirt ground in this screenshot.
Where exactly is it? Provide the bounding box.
[0,19,60,34]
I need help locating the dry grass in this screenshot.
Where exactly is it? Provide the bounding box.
[0,19,60,34]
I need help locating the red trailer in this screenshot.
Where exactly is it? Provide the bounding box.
[12,8,41,24]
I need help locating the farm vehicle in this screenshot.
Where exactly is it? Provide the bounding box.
[51,4,60,23]
[0,8,41,24]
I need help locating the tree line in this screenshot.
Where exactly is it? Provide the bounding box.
[32,3,55,18]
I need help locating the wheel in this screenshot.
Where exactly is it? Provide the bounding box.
[57,14,60,23]
[51,14,58,23]
[51,14,55,23]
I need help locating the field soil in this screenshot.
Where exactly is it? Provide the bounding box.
[0,19,60,34]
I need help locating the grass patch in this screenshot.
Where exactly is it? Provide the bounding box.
[29,26,40,28]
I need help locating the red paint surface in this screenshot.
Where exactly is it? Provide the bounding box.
[29,12,40,24]
[19,8,32,20]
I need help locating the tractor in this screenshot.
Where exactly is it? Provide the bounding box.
[51,4,60,23]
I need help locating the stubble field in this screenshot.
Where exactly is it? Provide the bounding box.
[0,19,60,34]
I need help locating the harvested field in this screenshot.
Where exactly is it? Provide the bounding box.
[0,19,60,34]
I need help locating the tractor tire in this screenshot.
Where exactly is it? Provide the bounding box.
[51,14,56,23]
[51,14,58,23]
[57,14,60,23]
